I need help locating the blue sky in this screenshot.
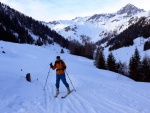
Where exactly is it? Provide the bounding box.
[1,0,150,22]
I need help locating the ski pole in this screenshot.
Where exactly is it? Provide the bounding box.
[65,70,76,92]
[43,68,50,90]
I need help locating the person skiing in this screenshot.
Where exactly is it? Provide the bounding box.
[50,56,70,95]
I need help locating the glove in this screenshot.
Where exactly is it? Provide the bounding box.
[63,66,66,70]
[50,63,53,68]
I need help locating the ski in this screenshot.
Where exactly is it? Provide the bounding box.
[61,89,75,99]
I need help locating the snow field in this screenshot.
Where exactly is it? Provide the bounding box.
[0,41,150,113]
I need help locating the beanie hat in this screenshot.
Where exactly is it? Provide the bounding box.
[56,56,60,59]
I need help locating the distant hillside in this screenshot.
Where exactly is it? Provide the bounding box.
[0,2,69,48]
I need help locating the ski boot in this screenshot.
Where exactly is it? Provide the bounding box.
[67,87,71,94]
[56,88,59,94]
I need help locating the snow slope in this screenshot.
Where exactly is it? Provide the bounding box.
[0,41,150,113]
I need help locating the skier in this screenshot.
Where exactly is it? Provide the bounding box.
[50,56,70,95]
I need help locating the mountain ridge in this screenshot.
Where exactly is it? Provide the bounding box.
[46,3,150,51]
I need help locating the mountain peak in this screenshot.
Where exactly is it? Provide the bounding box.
[117,3,145,15]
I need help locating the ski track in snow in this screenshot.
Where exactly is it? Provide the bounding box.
[0,41,150,113]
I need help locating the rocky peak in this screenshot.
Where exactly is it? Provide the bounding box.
[117,3,145,15]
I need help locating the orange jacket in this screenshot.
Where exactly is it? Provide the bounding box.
[51,60,66,74]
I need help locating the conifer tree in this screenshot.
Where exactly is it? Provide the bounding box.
[116,61,126,75]
[129,47,141,81]
[140,56,150,82]
[107,52,116,72]
[97,50,106,69]
[129,55,136,80]
[94,47,100,66]
[60,48,64,53]
[134,47,141,81]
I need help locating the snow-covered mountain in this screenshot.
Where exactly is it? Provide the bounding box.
[46,4,150,44]
[1,40,150,113]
